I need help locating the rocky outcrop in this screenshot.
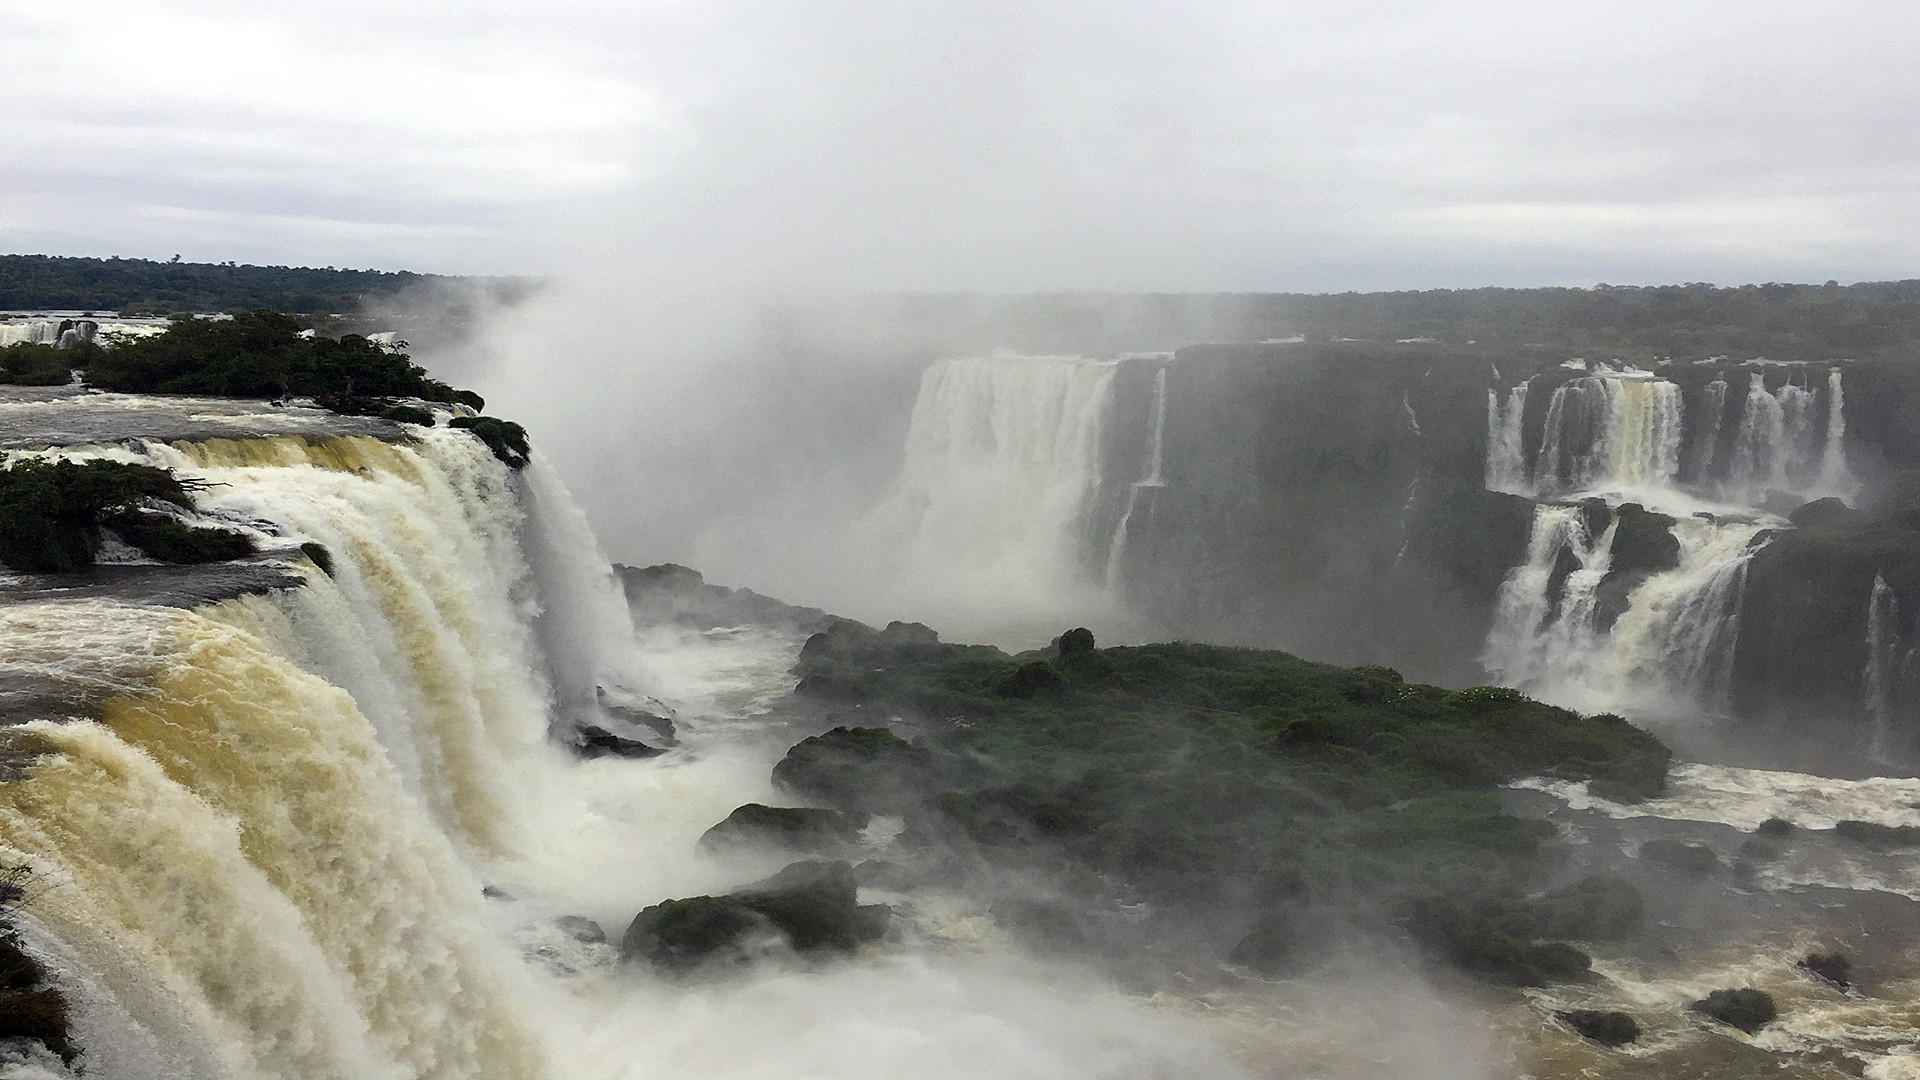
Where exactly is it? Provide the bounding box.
[619,860,889,969]
[699,804,868,853]
[1690,987,1777,1033]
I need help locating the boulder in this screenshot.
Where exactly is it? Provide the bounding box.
[1556,1009,1640,1047]
[620,860,889,969]
[1056,627,1096,656]
[700,804,869,853]
[996,661,1064,699]
[552,916,606,945]
[773,726,932,813]
[1801,951,1852,990]
[1689,987,1777,1033]
[573,725,666,759]
[1639,839,1720,874]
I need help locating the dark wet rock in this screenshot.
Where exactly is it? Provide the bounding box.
[852,860,915,890]
[1756,817,1795,838]
[378,404,435,425]
[614,563,831,634]
[620,859,888,968]
[1690,987,1777,1033]
[552,916,607,945]
[573,725,666,760]
[481,885,513,900]
[1834,820,1920,849]
[1801,951,1852,989]
[1606,503,1682,577]
[595,692,676,742]
[1556,1009,1640,1047]
[1639,838,1721,874]
[1056,627,1095,656]
[299,541,335,577]
[0,927,72,1064]
[700,804,868,854]
[772,726,932,813]
[1788,496,1860,529]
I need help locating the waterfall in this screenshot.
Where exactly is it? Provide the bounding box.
[867,355,1120,637]
[1484,382,1529,494]
[1482,505,1616,691]
[1862,574,1916,765]
[1484,506,1764,715]
[1818,368,1854,496]
[1692,375,1729,483]
[1103,365,1168,589]
[0,428,673,1079]
[1526,375,1682,496]
[0,606,548,1080]
[1604,519,1766,714]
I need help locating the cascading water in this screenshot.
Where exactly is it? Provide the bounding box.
[1482,505,1616,693]
[1863,574,1917,766]
[1102,365,1168,589]
[865,354,1121,641]
[1483,505,1764,715]
[1528,374,1683,497]
[1484,383,1528,494]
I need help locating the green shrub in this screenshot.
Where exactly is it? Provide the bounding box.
[0,343,71,385]
[0,458,190,571]
[449,415,531,469]
[379,404,435,425]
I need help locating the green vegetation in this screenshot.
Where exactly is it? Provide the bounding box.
[83,309,472,404]
[448,415,530,469]
[783,622,1668,978]
[0,868,73,1063]
[621,860,889,969]
[0,343,78,386]
[0,458,252,572]
[1801,951,1852,988]
[0,253,441,314]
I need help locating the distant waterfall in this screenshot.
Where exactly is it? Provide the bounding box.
[870,355,1119,633]
[1488,365,1855,514]
[1483,505,1764,715]
[1863,575,1917,765]
[1484,383,1529,494]
[1605,519,1766,713]
[1528,376,1683,496]
[1104,365,1169,589]
[1819,368,1855,496]
[1483,506,1616,691]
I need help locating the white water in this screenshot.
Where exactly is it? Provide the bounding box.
[1489,366,1854,514]
[1484,505,1764,716]
[1484,383,1528,494]
[0,424,1258,1080]
[864,354,1123,644]
[1863,574,1917,766]
[1102,364,1168,589]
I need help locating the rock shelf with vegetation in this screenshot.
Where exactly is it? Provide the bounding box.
[0,458,253,572]
[769,619,1669,980]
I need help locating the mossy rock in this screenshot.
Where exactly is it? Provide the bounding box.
[1519,876,1644,941]
[1408,896,1592,987]
[106,510,254,564]
[1556,1009,1639,1047]
[700,804,868,853]
[379,403,435,425]
[1690,987,1777,1033]
[773,726,932,813]
[620,859,888,968]
[1056,627,1096,656]
[449,415,531,469]
[996,661,1064,699]
[1756,817,1795,837]
[1801,951,1852,989]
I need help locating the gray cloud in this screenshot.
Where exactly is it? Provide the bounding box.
[4,0,1918,286]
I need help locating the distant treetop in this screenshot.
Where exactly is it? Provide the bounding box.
[0,254,450,315]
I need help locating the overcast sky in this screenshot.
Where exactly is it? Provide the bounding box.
[3,0,1916,291]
